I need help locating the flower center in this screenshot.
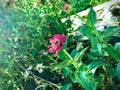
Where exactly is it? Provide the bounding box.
[55,39,61,47]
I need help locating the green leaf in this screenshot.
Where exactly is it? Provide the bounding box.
[53,60,70,71]
[104,46,120,62]
[80,25,92,38]
[108,67,115,77]
[90,78,96,90]
[80,25,87,36]
[87,60,108,72]
[80,25,98,51]
[70,49,78,58]
[61,82,72,90]
[74,71,90,90]
[59,49,73,61]
[63,68,69,78]
[88,73,96,90]
[91,43,102,56]
[96,75,104,87]
[114,42,120,53]
[75,66,96,90]
[15,76,24,87]
[74,47,88,61]
[32,49,37,57]
[59,50,70,60]
[115,63,120,81]
[66,67,77,83]
[87,7,96,27]
[90,36,98,50]
[102,26,118,38]
[105,26,117,31]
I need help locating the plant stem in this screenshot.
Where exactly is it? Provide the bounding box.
[30,75,61,90]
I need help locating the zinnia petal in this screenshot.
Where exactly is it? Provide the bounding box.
[58,46,63,50]
[55,50,59,56]
[48,34,67,56]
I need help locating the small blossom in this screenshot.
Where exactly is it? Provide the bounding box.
[35,63,44,73]
[48,34,67,56]
[63,4,70,12]
[24,66,32,78]
[41,50,48,55]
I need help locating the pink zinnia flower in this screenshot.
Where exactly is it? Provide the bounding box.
[63,4,70,12]
[48,34,67,56]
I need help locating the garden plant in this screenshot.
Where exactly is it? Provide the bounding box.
[0,0,120,90]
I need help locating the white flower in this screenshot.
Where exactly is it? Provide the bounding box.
[35,85,46,90]
[24,66,32,78]
[42,50,48,55]
[35,64,44,73]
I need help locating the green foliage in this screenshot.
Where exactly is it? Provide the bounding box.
[87,60,108,72]
[0,0,73,89]
[53,7,120,90]
[0,0,120,90]
[115,63,120,81]
[61,82,72,90]
[71,0,110,13]
[105,46,120,62]
[74,47,88,61]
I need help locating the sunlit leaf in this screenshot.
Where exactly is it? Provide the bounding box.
[87,60,108,72]
[87,7,97,27]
